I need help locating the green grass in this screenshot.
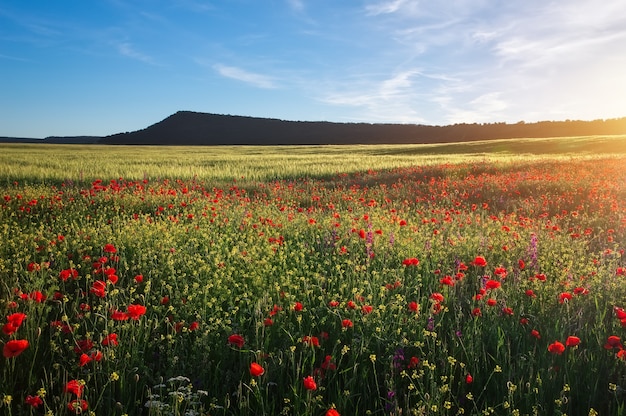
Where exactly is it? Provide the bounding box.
[1,134,625,185]
[1,138,625,415]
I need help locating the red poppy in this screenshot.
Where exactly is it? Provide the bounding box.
[228,334,245,348]
[126,304,147,320]
[303,375,317,390]
[361,305,373,315]
[471,256,487,267]
[566,336,581,347]
[342,319,353,328]
[68,399,88,414]
[485,280,501,290]
[548,341,565,355]
[25,395,43,408]
[430,293,444,302]
[525,289,536,298]
[103,244,117,253]
[472,307,482,317]
[65,380,85,397]
[3,339,29,358]
[465,374,473,384]
[302,336,320,347]
[502,307,514,316]
[111,310,129,321]
[402,257,419,266]
[2,312,26,335]
[408,356,420,368]
[326,409,340,416]
[293,302,303,312]
[90,280,107,298]
[250,362,265,377]
[102,333,118,347]
[134,274,144,283]
[615,307,626,320]
[531,329,541,339]
[321,355,337,370]
[408,301,419,312]
[440,276,454,286]
[79,353,92,367]
[617,349,626,360]
[558,292,572,303]
[328,300,339,307]
[346,300,356,309]
[518,259,525,270]
[486,298,497,307]
[605,335,622,349]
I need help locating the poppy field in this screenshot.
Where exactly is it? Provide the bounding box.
[1,142,626,415]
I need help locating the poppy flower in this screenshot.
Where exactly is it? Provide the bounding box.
[617,349,626,361]
[25,395,43,408]
[302,336,320,347]
[326,409,340,416]
[68,399,88,414]
[605,336,622,350]
[402,257,419,266]
[361,305,373,315]
[111,310,129,321]
[3,339,29,358]
[3,312,26,335]
[559,292,572,303]
[342,319,353,328]
[472,307,482,317]
[65,380,85,397]
[328,300,339,308]
[548,341,566,355]
[293,302,303,312]
[250,362,265,377]
[346,300,356,309]
[471,256,487,267]
[485,280,501,290]
[102,333,118,347]
[430,293,444,302]
[90,280,107,298]
[531,329,541,339]
[440,276,454,286]
[103,244,117,253]
[321,355,337,370]
[408,301,419,313]
[303,375,317,390]
[126,304,147,320]
[228,334,245,348]
[465,374,473,384]
[566,336,581,347]
[486,298,497,307]
[79,353,92,367]
[525,289,536,298]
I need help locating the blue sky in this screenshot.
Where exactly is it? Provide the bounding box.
[1,0,626,138]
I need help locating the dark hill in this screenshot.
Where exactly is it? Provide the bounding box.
[100,111,626,145]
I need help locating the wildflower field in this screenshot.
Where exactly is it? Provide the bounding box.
[1,138,626,415]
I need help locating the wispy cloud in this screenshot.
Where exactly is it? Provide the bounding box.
[213,64,277,89]
[365,0,410,16]
[286,0,305,12]
[117,42,157,65]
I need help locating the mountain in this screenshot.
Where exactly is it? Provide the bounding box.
[3,112,626,145]
[100,112,626,145]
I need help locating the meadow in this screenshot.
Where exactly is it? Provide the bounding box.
[1,137,625,415]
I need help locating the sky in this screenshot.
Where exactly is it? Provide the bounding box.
[1,0,626,138]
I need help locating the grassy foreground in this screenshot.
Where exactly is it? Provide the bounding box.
[1,138,626,415]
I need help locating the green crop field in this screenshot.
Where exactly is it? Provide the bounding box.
[1,137,626,415]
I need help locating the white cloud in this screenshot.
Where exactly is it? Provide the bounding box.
[213,64,277,89]
[365,0,410,16]
[117,42,157,65]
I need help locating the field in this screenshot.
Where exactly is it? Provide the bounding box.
[1,137,626,415]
